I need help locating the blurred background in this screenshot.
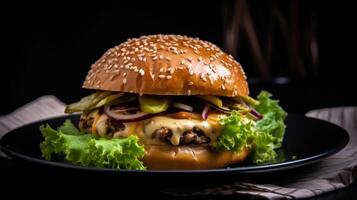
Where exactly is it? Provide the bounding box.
[1,0,356,115]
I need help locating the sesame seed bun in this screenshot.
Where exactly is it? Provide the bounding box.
[82,34,249,97]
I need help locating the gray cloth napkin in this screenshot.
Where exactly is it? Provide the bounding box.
[0,95,67,137]
[0,96,356,199]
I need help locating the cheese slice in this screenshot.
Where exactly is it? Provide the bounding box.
[143,116,222,146]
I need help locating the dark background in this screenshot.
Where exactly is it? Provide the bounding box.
[1,0,356,115]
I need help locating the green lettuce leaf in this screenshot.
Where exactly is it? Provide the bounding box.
[88,137,145,170]
[217,111,255,153]
[39,120,146,170]
[57,119,82,135]
[217,91,287,163]
[254,91,287,147]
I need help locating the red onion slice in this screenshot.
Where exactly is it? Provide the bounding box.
[104,106,155,122]
[172,102,193,112]
[209,104,230,113]
[196,98,230,113]
[111,106,140,112]
[202,105,210,119]
[250,108,263,120]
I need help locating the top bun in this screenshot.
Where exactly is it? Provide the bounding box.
[82,34,249,97]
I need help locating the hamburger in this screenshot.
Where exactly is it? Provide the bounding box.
[40,34,287,170]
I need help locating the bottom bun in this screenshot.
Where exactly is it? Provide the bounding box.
[141,145,251,170]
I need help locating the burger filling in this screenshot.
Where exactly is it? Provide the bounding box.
[40,90,286,170]
[79,112,215,146]
[73,93,262,149]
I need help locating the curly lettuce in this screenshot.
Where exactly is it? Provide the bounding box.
[218,91,287,163]
[40,120,146,170]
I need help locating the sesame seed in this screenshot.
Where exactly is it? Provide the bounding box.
[153,56,158,60]
[139,69,145,76]
[189,70,194,75]
[123,78,127,84]
[208,76,214,85]
[200,73,207,82]
[166,56,171,61]
[123,72,127,77]
[159,55,164,60]
[187,89,191,96]
[181,60,186,65]
[198,57,203,62]
[166,75,172,80]
[186,57,192,62]
[221,85,225,90]
[114,64,118,69]
[158,74,165,79]
[188,81,194,85]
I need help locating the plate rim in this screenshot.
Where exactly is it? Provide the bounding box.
[0,114,349,174]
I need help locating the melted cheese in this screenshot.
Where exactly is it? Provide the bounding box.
[143,116,222,146]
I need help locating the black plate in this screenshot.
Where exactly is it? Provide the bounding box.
[0,114,349,177]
